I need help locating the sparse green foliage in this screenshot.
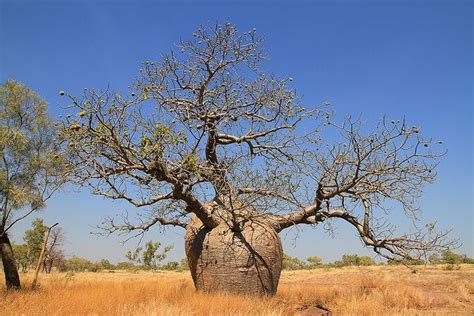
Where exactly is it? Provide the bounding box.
[61,256,104,272]
[0,80,65,288]
[438,250,474,269]
[99,259,115,270]
[387,257,425,266]
[441,250,463,264]
[428,253,440,265]
[126,241,173,269]
[162,261,180,270]
[62,256,95,272]
[11,218,65,273]
[12,243,29,272]
[282,253,307,270]
[464,257,474,264]
[341,254,376,266]
[283,253,379,270]
[116,261,135,270]
[180,258,189,270]
[0,81,65,232]
[24,218,49,265]
[306,256,322,266]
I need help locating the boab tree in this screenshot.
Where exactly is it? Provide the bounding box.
[0,80,65,289]
[61,23,454,295]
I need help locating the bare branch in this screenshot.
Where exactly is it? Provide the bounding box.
[60,22,453,257]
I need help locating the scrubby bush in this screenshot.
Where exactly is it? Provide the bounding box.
[341,254,376,266]
[180,258,190,270]
[306,256,322,267]
[282,254,307,270]
[62,256,95,272]
[61,256,106,272]
[441,251,464,264]
[126,241,173,270]
[161,261,180,270]
[116,262,136,270]
[99,259,115,270]
[428,253,440,264]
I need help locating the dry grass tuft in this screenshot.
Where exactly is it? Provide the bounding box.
[1,265,473,315]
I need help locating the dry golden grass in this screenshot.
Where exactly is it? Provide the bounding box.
[1,265,473,315]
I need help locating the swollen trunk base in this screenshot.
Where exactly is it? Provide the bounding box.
[185,215,283,296]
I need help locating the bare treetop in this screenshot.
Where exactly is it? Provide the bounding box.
[61,22,455,262]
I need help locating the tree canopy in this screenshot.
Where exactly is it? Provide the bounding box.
[61,22,455,262]
[126,241,172,269]
[0,80,65,236]
[12,218,64,273]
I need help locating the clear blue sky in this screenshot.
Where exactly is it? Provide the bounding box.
[1,0,472,263]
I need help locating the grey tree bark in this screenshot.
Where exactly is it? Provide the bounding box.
[0,233,21,289]
[185,213,283,296]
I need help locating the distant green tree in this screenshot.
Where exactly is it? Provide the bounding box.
[126,241,173,269]
[116,261,135,270]
[21,218,65,273]
[341,255,357,266]
[12,243,29,272]
[428,253,440,265]
[306,256,322,266]
[282,253,307,270]
[441,251,463,264]
[180,258,189,270]
[464,257,474,264]
[162,261,180,270]
[387,257,425,265]
[358,256,376,266]
[63,256,95,272]
[439,250,474,265]
[24,218,48,266]
[99,259,115,270]
[341,254,376,266]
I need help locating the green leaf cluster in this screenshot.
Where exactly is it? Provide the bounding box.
[0,80,64,229]
[140,124,188,157]
[126,240,173,269]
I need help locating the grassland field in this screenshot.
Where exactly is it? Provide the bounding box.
[1,265,473,315]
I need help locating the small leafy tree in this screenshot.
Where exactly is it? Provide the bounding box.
[341,254,376,266]
[63,256,95,272]
[306,256,322,266]
[126,241,172,269]
[179,258,189,270]
[99,259,115,270]
[116,261,135,270]
[358,256,377,266]
[0,80,65,288]
[12,244,29,273]
[428,253,440,265]
[162,261,180,270]
[24,218,49,266]
[387,257,425,265]
[19,218,65,273]
[441,250,464,264]
[282,253,307,270]
[341,255,359,266]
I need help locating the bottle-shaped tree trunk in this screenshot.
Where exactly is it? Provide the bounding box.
[185,214,283,296]
[0,233,21,289]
